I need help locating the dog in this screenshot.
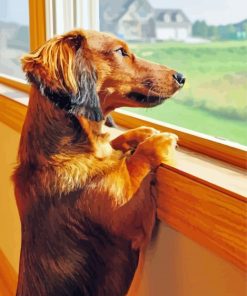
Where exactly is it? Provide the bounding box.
[13,29,185,296]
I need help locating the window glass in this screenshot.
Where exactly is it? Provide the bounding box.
[100,0,247,146]
[0,0,29,80]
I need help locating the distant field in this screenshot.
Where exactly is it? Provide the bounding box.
[125,101,247,145]
[126,40,247,145]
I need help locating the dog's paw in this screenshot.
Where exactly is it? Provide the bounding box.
[135,132,178,168]
[125,126,159,147]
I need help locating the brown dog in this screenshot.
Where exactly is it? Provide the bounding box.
[13,29,184,296]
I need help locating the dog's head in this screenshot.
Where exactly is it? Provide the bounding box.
[22,29,185,121]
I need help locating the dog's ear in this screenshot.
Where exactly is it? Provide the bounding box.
[21,31,103,121]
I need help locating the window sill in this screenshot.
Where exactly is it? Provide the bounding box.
[0,83,246,271]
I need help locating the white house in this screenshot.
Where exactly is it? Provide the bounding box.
[155,9,192,41]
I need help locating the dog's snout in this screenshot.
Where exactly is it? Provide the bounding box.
[173,72,186,86]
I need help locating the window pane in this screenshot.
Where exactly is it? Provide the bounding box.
[99,0,247,146]
[0,0,29,80]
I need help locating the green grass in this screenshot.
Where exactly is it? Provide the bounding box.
[126,40,247,145]
[125,100,247,146]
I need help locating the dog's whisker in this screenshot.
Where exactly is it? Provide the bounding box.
[147,85,156,105]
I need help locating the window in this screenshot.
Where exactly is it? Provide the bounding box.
[0,0,29,80]
[176,13,183,23]
[99,0,247,147]
[164,14,171,23]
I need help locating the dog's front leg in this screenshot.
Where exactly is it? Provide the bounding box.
[111,126,159,153]
[111,132,177,250]
[126,132,177,193]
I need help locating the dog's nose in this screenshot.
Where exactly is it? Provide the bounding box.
[173,72,186,86]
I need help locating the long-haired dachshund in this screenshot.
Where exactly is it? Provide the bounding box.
[13,29,185,296]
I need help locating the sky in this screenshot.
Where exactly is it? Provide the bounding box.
[0,0,29,25]
[0,0,246,26]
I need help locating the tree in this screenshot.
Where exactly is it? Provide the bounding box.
[192,20,208,38]
[207,25,219,40]
[228,25,237,39]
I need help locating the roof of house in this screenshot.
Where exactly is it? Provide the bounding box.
[155,9,191,24]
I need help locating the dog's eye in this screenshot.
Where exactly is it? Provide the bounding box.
[115,48,129,57]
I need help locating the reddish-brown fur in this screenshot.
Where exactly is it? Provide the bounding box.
[13,30,182,296]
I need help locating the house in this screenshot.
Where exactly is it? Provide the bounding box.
[100,0,133,36]
[155,9,192,41]
[100,0,155,41]
[117,0,155,41]
[100,0,192,41]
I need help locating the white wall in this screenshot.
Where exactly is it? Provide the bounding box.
[156,27,190,41]
[137,223,246,296]
[156,28,176,40]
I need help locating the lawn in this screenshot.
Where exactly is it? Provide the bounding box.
[126,40,247,146]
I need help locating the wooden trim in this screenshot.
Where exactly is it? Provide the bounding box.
[0,249,18,296]
[0,95,27,133]
[156,166,247,271]
[0,76,30,94]
[29,0,46,51]
[112,110,247,169]
[0,95,246,271]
